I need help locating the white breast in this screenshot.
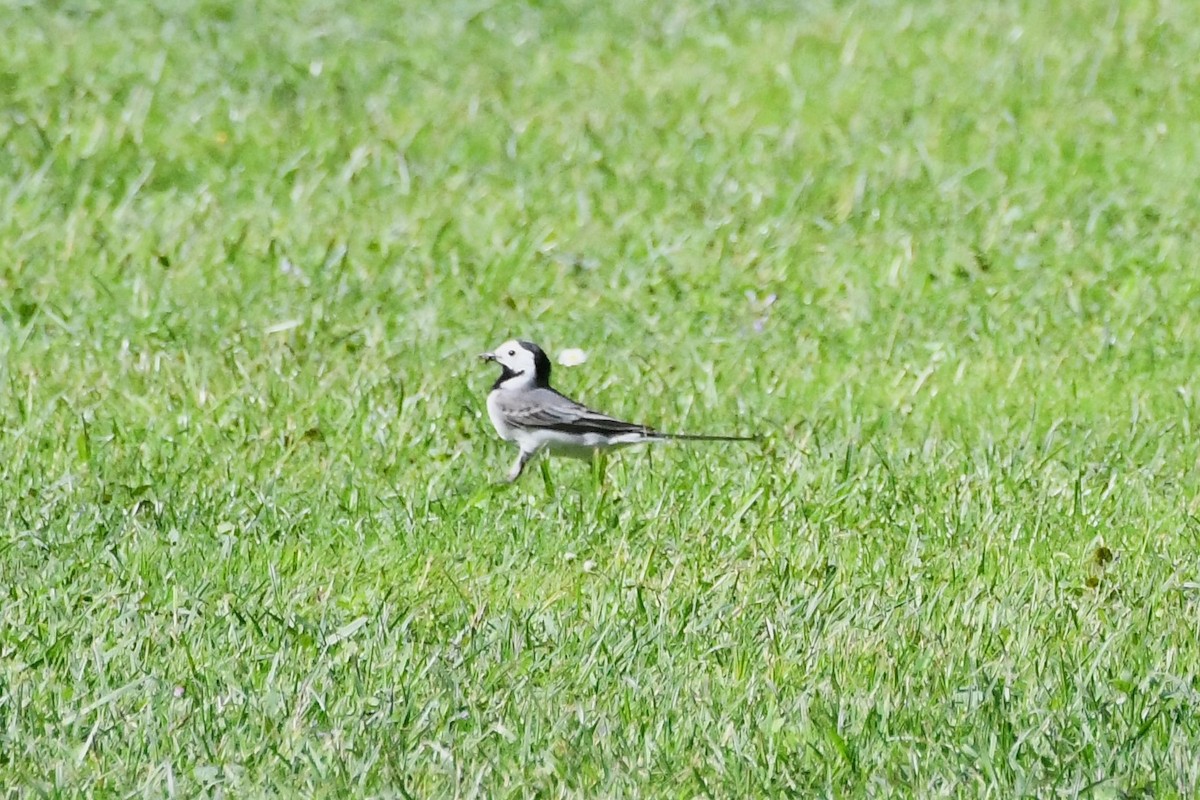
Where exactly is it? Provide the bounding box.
[486,390,517,443]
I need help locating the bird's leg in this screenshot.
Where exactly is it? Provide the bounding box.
[590,449,609,489]
[506,448,537,483]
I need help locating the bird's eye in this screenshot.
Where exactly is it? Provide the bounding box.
[508,350,515,356]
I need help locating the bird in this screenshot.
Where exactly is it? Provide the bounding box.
[479,339,756,482]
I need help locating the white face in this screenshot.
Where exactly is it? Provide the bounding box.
[484,339,539,388]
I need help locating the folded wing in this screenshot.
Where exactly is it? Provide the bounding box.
[502,389,658,438]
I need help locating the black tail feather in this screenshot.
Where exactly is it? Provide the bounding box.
[658,432,759,442]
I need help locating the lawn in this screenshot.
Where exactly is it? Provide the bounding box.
[3,0,1200,795]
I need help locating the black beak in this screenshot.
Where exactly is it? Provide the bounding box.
[479,352,496,362]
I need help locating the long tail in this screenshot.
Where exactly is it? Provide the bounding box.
[658,432,758,442]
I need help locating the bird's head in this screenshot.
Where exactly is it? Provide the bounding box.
[480,339,552,389]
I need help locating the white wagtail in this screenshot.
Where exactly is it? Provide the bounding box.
[480,339,756,482]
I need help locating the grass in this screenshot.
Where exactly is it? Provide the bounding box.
[3,0,1200,795]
